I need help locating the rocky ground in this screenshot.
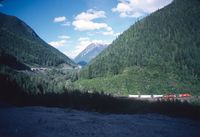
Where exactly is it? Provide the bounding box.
[0,107,199,137]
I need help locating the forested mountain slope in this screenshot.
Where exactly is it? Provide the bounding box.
[0,12,76,67]
[77,0,200,95]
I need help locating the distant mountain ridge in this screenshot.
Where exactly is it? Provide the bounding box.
[0,12,76,68]
[74,43,108,65]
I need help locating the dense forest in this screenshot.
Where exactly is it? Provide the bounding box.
[0,49,30,70]
[77,0,200,95]
[0,66,78,95]
[0,71,200,121]
[0,12,78,97]
[0,12,76,67]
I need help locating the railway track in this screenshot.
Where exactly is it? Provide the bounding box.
[117,95,200,103]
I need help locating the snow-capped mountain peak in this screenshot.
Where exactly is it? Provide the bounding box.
[74,43,108,65]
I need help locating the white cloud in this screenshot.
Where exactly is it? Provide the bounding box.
[48,40,67,47]
[75,9,106,21]
[100,30,121,37]
[63,51,75,59]
[73,20,112,31]
[78,37,90,41]
[102,30,114,36]
[112,0,173,18]
[54,16,66,22]
[66,37,110,59]
[86,32,95,36]
[58,35,70,39]
[54,16,71,26]
[61,22,71,26]
[72,9,113,32]
[114,32,122,37]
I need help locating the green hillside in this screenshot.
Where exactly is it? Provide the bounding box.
[0,12,76,67]
[0,50,30,70]
[0,12,78,95]
[77,0,200,95]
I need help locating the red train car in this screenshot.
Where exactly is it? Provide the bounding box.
[163,94,176,100]
[179,93,191,98]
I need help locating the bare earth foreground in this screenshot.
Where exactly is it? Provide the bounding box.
[0,107,199,137]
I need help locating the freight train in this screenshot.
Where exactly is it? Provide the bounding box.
[128,93,192,100]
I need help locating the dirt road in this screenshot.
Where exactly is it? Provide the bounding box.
[0,107,199,137]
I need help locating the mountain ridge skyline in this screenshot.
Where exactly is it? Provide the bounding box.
[0,0,173,58]
[0,12,76,67]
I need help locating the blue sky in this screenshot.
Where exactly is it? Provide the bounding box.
[0,0,172,58]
